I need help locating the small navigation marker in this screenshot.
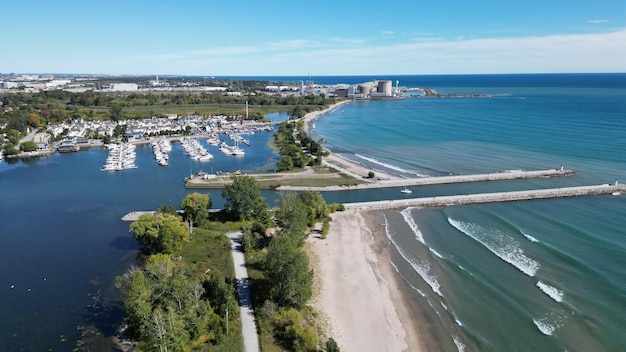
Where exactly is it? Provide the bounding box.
[10,284,15,289]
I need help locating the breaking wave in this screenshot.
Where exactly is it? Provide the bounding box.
[448,218,539,277]
[400,207,425,244]
[536,281,564,302]
[385,219,442,296]
[354,153,428,177]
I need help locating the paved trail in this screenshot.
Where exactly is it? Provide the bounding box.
[228,231,260,352]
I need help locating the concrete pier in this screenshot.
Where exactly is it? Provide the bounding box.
[276,169,575,192]
[343,184,625,210]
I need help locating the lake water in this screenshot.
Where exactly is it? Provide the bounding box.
[1,73,625,351]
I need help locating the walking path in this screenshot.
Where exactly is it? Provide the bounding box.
[227,231,260,352]
[344,184,626,210]
[276,169,575,191]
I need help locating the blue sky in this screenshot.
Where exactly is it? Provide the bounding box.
[1,0,624,75]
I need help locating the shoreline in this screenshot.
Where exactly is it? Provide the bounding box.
[308,209,427,352]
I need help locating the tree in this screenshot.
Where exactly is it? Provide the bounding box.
[221,176,268,221]
[298,191,328,226]
[19,141,38,152]
[109,104,122,121]
[274,192,309,246]
[326,337,340,352]
[129,213,190,254]
[116,254,222,351]
[180,192,211,232]
[264,236,313,308]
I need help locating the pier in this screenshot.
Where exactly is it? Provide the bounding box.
[276,169,575,192]
[343,184,625,210]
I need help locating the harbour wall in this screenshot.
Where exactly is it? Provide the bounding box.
[276,169,575,192]
[343,184,625,210]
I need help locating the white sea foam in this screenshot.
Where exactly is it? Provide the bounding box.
[536,281,564,302]
[441,302,448,311]
[454,316,463,326]
[522,231,539,243]
[453,336,466,352]
[354,153,428,177]
[430,247,445,259]
[400,207,425,244]
[533,311,564,336]
[385,214,442,296]
[533,319,556,335]
[448,218,539,277]
[389,258,427,297]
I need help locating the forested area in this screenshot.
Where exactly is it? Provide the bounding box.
[274,120,326,172]
[119,177,343,351]
[0,89,335,133]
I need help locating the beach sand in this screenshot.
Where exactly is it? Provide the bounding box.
[309,209,426,352]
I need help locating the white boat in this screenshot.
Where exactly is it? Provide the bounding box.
[401,187,412,194]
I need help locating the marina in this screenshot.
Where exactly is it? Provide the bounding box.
[100,143,137,171]
[150,137,171,166]
[181,137,214,161]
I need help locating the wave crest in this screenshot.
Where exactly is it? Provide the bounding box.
[448,218,539,277]
[536,281,564,302]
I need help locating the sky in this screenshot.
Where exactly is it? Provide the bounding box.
[1,0,625,76]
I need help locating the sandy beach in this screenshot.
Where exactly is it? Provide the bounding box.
[309,209,426,352]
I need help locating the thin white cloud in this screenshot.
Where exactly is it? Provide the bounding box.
[328,37,365,44]
[587,19,609,24]
[382,30,394,35]
[188,46,260,56]
[243,30,626,75]
[266,39,321,50]
[13,30,626,75]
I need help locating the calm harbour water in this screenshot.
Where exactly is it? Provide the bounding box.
[1,73,624,351]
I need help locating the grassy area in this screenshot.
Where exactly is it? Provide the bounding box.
[186,167,365,189]
[179,226,235,277]
[178,222,247,352]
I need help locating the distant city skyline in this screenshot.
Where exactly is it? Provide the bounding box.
[1,0,625,76]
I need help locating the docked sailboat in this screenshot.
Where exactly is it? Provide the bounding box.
[101,143,138,171]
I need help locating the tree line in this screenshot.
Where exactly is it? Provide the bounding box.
[119,175,343,351]
[275,120,327,172]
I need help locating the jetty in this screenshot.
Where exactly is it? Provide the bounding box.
[343,184,625,210]
[276,169,575,192]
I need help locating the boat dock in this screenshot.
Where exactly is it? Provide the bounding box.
[343,184,625,210]
[276,169,575,192]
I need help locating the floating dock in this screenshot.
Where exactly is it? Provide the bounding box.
[343,184,625,210]
[276,169,575,192]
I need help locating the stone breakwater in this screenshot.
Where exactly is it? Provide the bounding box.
[343,184,626,210]
[276,169,575,192]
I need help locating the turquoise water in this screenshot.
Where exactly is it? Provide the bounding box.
[311,74,626,351]
[1,74,624,350]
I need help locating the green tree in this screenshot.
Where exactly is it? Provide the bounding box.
[274,192,309,246]
[6,129,21,145]
[326,337,340,352]
[116,254,220,351]
[109,104,122,121]
[221,176,268,221]
[276,155,294,171]
[129,213,190,254]
[298,191,328,226]
[180,192,211,232]
[19,141,38,152]
[155,204,178,216]
[264,236,313,308]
